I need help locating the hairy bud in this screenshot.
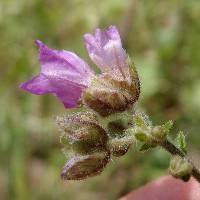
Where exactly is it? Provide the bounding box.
[100,111,135,156]
[61,151,110,180]
[108,135,135,156]
[56,111,108,154]
[132,114,170,146]
[82,66,140,116]
[169,155,193,182]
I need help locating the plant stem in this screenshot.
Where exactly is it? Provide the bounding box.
[161,139,200,183]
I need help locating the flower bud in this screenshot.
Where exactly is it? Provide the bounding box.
[133,125,167,145]
[82,66,140,116]
[108,135,134,156]
[56,111,108,154]
[134,128,149,142]
[61,151,110,180]
[151,126,167,142]
[169,155,192,182]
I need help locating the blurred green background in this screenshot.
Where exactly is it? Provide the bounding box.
[1,0,200,199]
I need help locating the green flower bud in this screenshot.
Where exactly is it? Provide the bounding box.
[82,66,140,116]
[56,111,108,154]
[132,125,167,147]
[61,151,110,180]
[151,126,167,142]
[169,155,193,182]
[134,130,149,142]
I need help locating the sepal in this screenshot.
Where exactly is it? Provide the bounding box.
[56,111,108,154]
[61,151,110,180]
[82,64,140,116]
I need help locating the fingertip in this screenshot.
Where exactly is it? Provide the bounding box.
[120,176,200,200]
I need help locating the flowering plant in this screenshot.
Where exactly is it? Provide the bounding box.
[20,26,200,182]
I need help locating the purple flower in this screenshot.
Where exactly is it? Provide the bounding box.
[84,25,128,80]
[20,40,94,108]
[20,26,130,108]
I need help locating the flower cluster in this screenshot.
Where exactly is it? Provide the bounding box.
[20,26,140,180]
[56,111,110,180]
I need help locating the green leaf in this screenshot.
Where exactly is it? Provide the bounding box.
[161,120,173,135]
[176,131,187,154]
[139,143,156,152]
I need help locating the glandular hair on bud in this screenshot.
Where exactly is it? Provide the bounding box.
[82,65,140,117]
[56,111,108,154]
[108,135,135,157]
[61,151,110,180]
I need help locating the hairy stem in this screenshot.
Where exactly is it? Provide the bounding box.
[161,139,200,183]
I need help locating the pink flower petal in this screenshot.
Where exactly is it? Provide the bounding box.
[84,25,127,80]
[20,40,94,108]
